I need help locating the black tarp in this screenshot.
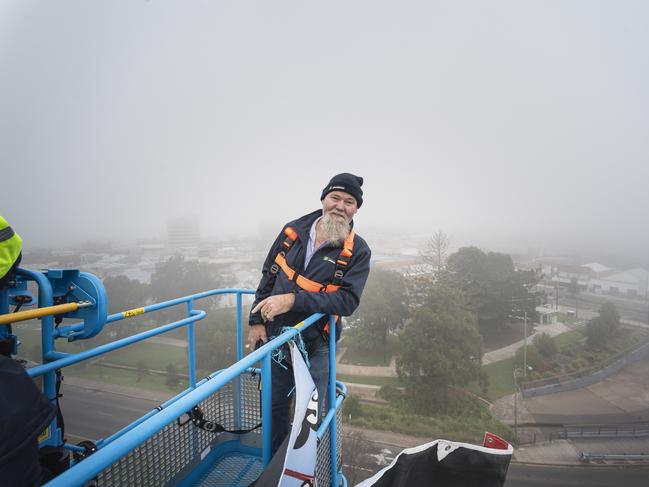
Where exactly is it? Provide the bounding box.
[356,437,512,487]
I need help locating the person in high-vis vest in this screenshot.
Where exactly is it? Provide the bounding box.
[0,216,57,486]
[0,216,23,289]
[247,173,371,456]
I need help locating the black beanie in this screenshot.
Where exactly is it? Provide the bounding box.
[320,173,364,208]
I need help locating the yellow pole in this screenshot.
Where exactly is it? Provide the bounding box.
[0,301,92,325]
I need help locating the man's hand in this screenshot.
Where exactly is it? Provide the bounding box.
[247,324,268,352]
[251,293,295,322]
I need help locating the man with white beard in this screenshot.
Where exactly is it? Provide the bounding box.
[248,173,371,455]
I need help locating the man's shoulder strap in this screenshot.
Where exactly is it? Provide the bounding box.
[342,229,355,255]
[330,230,356,288]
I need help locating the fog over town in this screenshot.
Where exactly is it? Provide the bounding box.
[2,1,648,265]
[3,4,649,486]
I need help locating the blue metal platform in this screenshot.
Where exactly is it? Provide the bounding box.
[194,454,263,486]
[0,270,347,486]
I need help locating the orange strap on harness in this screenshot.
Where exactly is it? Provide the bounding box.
[272,226,355,294]
[269,225,355,336]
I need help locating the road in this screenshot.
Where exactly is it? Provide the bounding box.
[505,464,649,486]
[60,384,158,439]
[344,430,649,487]
[558,294,649,324]
[62,384,649,486]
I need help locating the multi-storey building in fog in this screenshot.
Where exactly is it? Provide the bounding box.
[167,216,200,258]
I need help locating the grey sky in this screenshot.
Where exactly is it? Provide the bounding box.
[1,1,648,258]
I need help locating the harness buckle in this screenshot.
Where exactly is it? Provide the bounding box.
[270,263,279,275]
[334,270,344,280]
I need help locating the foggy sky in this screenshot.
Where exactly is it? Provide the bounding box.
[1,1,648,259]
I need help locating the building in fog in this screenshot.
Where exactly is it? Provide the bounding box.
[167,216,200,258]
[589,268,649,299]
[550,264,593,289]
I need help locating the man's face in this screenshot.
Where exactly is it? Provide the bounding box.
[322,190,358,223]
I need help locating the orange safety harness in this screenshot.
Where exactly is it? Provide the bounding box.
[267,225,355,336]
[270,226,355,294]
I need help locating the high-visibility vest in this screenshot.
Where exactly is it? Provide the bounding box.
[0,216,22,281]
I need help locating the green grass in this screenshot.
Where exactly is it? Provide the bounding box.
[476,326,649,399]
[66,362,187,395]
[16,324,189,395]
[15,326,187,370]
[340,334,400,366]
[337,374,401,387]
[553,329,586,350]
[467,357,516,401]
[557,312,577,324]
[475,329,611,400]
[89,342,187,370]
[345,395,513,444]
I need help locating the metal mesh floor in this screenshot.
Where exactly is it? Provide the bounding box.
[91,372,341,486]
[95,374,261,487]
[193,453,263,487]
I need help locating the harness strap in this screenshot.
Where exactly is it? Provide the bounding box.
[273,228,356,294]
[270,227,299,276]
[184,406,261,435]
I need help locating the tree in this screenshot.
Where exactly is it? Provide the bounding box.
[396,286,482,414]
[422,229,450,276]
[586,301,620,349]
[441,247,541,335]
[102,275,151,338]
[533,333,557,359]
[149,256,224,324]
[150,256,222,304]
[353,268,408,362]
[599,301,620,332]
[514,344,545,372]
[195,307,238,374]
[103,275,150,313]
[342,393,363,419]
[586,318,609,349]
[407,230,450,310]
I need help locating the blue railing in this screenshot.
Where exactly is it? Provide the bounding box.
[13,277,345,486]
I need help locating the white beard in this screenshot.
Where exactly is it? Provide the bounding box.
[319,213,350,246]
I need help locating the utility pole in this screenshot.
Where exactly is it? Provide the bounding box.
[513,368,520,445]
[523,311,528,379]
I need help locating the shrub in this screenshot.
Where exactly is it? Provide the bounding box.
[570,359,586,370]
[342,394,363,420]
[514,344,545,372]
[533,333,558,358]
[587,302,621,349]
[378,385,404,405]
[478,369,489,394]
[586,318,609,349]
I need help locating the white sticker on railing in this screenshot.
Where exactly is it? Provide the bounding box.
[201,446,211,461]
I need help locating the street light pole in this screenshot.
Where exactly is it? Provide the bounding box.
[523,311,528,380]
[513,368,519,444]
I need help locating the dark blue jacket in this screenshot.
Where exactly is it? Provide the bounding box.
[0,355,56,485]
[249,210,371,343]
